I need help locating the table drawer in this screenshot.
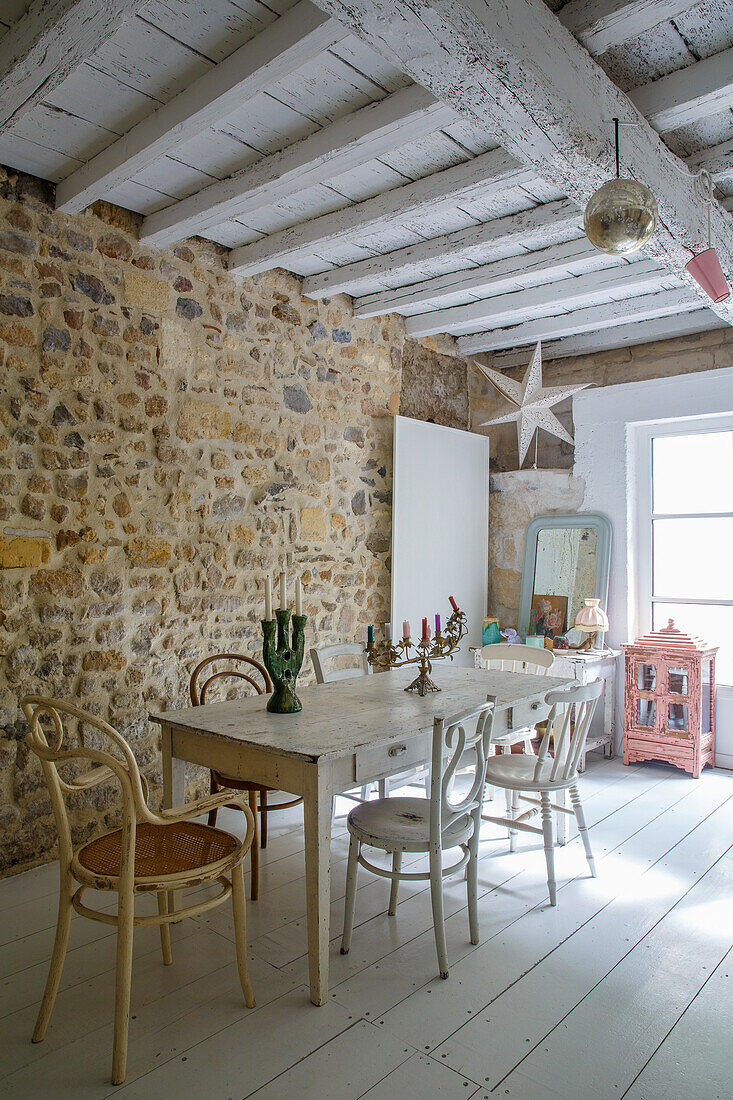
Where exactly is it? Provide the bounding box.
[354,731,431,783]
[505,698,548,733]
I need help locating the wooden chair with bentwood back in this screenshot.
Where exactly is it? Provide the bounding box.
[189,653,303,901]
[22,695,256,1087]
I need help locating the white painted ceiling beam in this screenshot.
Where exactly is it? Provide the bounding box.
[457,287,701,354]
[0,0,146,133]
[227,147,532,276]
[354,238,618,317]
[56,0,349,214]
[490,309,724,368]
[687,138,733,183]
[308,0,733,325]
[301,198,581,299]
[405,257,668,337]
[140,84,454,248]
[559,1,701,57]
[628,47,733,132]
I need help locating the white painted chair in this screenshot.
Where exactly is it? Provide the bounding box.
[22,695,256,1086]
[340,698,496,979]
[310,643,427,801]
[475,643,555,849]
[481,679,603,906]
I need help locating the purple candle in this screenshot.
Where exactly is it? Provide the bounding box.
[435,613,441,634]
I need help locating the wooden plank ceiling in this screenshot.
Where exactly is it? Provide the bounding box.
[1,0,732,365]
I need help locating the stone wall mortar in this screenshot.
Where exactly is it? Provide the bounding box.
[0,167,403,874]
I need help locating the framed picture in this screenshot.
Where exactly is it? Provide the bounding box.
[531,594,568,637]
[482,617,501,645]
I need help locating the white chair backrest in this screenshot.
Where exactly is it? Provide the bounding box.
[534,680,603,784]
[430,697,496,842]
[476,642,554,675]
[310,643,372,684]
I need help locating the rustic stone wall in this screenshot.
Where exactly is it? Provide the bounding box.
[400,339,469,429]
[0,166,403,874]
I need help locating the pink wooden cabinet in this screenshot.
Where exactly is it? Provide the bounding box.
[622,620,717,778]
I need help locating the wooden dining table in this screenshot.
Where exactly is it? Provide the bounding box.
[150,664,572,1006]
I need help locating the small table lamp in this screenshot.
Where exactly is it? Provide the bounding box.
[572,598,609,652]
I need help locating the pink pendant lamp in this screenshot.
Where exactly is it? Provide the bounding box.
[685,169,730,303]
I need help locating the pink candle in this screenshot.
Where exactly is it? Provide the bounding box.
[403,620,410,640]
[422,617,428,640]
[449,595,458,612]
[435,613,441,633]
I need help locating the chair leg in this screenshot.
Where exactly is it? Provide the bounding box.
[33,866,74,1043]
[570,784,596,878]
[378,778,387,799]
[231,861,256,1008]
[207,772,219,828]
[157,892,172,965]
[467,820,481,945]
[111,883,135,1085]
[388,850,402,915]
[540,791,557,907]
[341,833,359,954]
[359,785,369,801]
[505,785,516,852]
[429,847,449,979]
[259,788,268,849]
[248,789,259,901]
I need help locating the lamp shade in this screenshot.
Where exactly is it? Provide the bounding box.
[574,598,609,633]
[685,248,730,303]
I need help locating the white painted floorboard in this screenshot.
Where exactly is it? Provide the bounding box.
[0,758,731,1099]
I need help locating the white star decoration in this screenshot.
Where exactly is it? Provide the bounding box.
[477,343,590,467]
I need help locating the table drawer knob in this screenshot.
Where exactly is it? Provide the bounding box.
[389,744,407,757]
[530,702,540,710]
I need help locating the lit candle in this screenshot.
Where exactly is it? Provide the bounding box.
[295,577,302,616]
[279,571,286,609]
[403,620,410,640]
[435,613,441,634]
[384,622,392,642]
[264,575,272,620]
[449,596,458,612]
[422,617,428,640]
[368,624,374,646]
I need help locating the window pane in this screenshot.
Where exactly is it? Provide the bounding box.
[653,518,733,601]
[652,431,733,515]
[653,602,733,685]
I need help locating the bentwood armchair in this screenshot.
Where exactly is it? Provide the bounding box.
[190,653,303,900]
[22,695,256,1086]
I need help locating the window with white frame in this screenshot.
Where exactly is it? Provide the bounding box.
[636,419,733,684]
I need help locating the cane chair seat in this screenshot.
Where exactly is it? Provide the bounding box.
[75,821,241,888]
[348,797,473,853]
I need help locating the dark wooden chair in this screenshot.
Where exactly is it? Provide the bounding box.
[189,653,303,900]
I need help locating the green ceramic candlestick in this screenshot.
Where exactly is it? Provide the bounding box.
[262,608,307,713]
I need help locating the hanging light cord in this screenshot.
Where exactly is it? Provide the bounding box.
[613,117,620,179]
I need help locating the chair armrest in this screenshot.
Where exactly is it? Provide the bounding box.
[68,764,116,790]
[157,789,251,824]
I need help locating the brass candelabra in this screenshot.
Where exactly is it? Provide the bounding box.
[366,606,468,696]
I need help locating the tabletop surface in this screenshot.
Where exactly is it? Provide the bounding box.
[150,665,573,763]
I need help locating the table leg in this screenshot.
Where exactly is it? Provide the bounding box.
[161,724,186,911]
[303,765,333,1006]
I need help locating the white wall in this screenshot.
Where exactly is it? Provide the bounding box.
[391,415,490,663]
[573,367,733,768]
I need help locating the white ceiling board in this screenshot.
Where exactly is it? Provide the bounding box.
[132,154,218,200]
[329,35,411,93]
[264,51,390,126]
[456,187,538,224]
[103,176,174,215]
[326,159,410,202]
[209,218,265,247]
[45,62,156,135]
[309,237,379,266]
[89,15,213,101]
[600,21,695,91]
[172,127,261,180]
[0,133,83,183]
[140,0,288,62]
[440,118,500,155]
[667,110,733,158]
[217,92,320,155]
[10,104,116,166]
[671,0,733,57]
[377,130,468,179]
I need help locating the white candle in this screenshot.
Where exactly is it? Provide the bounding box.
[279,571,287,609]
[295,578,302,616]
[264,575,272,620]
[384,622,392,641]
